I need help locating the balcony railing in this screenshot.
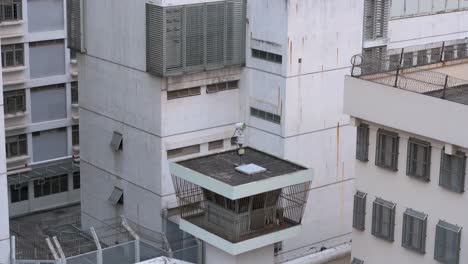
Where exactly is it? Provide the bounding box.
[351,39,468,105]
[172,176,310,243]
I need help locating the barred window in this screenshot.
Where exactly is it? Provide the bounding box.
[73,171,80,189]
[251,49,282,64]
[250,107,281,124]
[206,81,238,93]
[4,89,26,114]
[375,129,399,171]
[372,198,395,241]
[167,87,201,100]
[434,220,461,264]
[351,258,364,264]
[430,48,441,63]
[439,150,466,193]
[72,125,79,146]
[208,140,224,151]
[353,191,367,231]
[10,183,28,203]
[1,43,24,67]
[406,138,431,181]
[0,0,22,22]
[167,144,200,159]
[5,134,27,158]
[356,124,369,161]
[34,174,68,198]
[402,209,427,254]
[71,81,79,104]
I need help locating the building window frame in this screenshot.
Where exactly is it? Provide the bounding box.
[371,197,396,242]
[208,140,224,151]
[10,183,28,203]
[71,81,79,104]
[206,80,239,93]
[375,129,399,171]
[5,134,27,158]
[33,174,69,198]
[439,150,466,193]
[353,191,367,231]
[356,124,369,162]
[402,208,427,254]
[167,87,201,100]
[250,107,281,124]
[406,138,431,181]
[0,0,22,22]
[434,220,462,264]
[251,49,282,64]
[167,144,200,159]
[1,43,24,68]
[4,89,26,115]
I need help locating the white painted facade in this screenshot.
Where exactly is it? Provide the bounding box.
[0,0,80,217]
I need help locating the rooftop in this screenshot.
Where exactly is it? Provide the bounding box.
[177,147,307,187]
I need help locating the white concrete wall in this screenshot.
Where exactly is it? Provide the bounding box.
[205,243,274,264]
[351,123,468,264]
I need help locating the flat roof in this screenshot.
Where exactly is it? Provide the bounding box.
[177,147,307,186]
[425,84,468,105]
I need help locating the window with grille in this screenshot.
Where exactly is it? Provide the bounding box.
[146,0,246,76]
[71,81,79,104]
[434,220,461,264]
[1,43,24,67]
[34,174,68,198]
[430,48,442,63]
[439,150,466,193]
[4,89,25,115]
[10,183,28,203]
[5,134,27,158]
[372,198,395,241]
[402,209,427,254]
[356,124,369,162]
[250,107,281,124]
[351,258,364,264]
[167,144,200,159]
[73,171,80,189]
[363,0,389,41]
[167,87,201,100]
[353,191,367,231]
[72,125,79,146]
[0,0,22,22]
[208,140,224,151]
[251,49,283,64]
[375,129,399,171]
[206,81,239,93]
[406,138,431,181]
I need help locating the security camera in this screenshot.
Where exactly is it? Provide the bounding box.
[235,122,246,130]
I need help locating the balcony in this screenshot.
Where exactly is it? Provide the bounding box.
[170,147,313,255]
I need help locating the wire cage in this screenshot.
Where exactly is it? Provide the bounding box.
[172,175,311,243]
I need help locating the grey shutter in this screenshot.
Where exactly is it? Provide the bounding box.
[110,132,123,151]
[146,3,165,76]
[440,151,466,193]
[372,198,395,241]
[353,191,367,231]
[185,5,204,70]
[108,187,123,205]
[434,221,461,264]
[66,0,82,51]
[356,124,369,161]
[32,128,68,162]
[363,0,389,41]
[28,0,64,33]
[29,41,66,79]
[402,209,427,254]
[206,2,225,67]
[30,84,67,123]
[165,7,184,72]
[226,0,245,65]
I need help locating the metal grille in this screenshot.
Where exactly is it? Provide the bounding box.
[439,150,466,193]
[375,129,399,171]
[0,0,22,22]
[66,0,82,51]
[371,197,395,241]
[434,220,461,264]
[402,209,427,254]
[356,124,369,162]
[4,89,26,114]
[146,0,246,76]
[353,191,367,231]
[1,43,24,67]
[363,0,389,41]
[406,138,431,181]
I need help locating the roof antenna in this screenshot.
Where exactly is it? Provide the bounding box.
[231,122,246,165]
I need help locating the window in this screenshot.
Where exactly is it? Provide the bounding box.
[206,81,238,93]
[402,209,427,254]
[430,48,441,63]
[356,124,369,161]
[372,198,395,241]
[6,134,27,158]
[439,150,466,193]
[351,258,364,264]
[32,128,67,162]
[167,87,201,100]
[72,125,79,146]
[363,0,389,40]
[444,45,455,61]
[71,81,78,104]
[10,183,28,203]
[406,138,431,181]
[434,220,461,264]
[109,187,124,205]
[4,89,26,114]
[353,191,367,231]
[208,140,224,151]
[375,129,399,171]
[417,50,429,65]
[31,84,67,123]
[274,241,283,253]
[34,175,68,198]
[167,144,200,159]
[251,49,282,64]
[0,0,22,22]
[29,39,66,78]
[110,131,123,151]
[250,107,281,124]
[1,43,24,67]
[73,171,80,189]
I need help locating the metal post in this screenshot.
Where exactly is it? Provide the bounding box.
[442,75,449,99]
[45,238,60,264]
[90,227,103,264]
[121,216,140,263]
[10,236,16,264]
[440,41,445,62]
[394,49,404,87]
[53,237,66,264]
[162,233,173,258]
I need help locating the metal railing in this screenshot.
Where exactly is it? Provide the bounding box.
[351,39,468,105]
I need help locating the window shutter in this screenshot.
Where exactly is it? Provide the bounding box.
[364,0,389,41]
[356,124,369,162]
[146,3,165,76]
[66,0,83,51]
[353,191,367,231]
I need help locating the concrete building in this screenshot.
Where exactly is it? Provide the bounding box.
[0,0,81,221]
[71,0,363,262]
[346,24,468,264]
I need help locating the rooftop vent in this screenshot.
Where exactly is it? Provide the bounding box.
[235,164,266,175]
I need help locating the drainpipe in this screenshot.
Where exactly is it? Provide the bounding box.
[284,243,351,264]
